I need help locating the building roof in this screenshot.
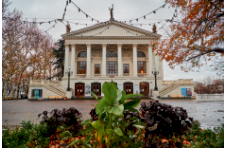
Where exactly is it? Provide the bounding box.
[61,20,161,40]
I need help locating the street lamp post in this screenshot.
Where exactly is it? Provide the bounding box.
[152,66,159,91]
[65,67,73,91]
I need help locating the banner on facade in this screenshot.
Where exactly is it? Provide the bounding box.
[32,89,42,98]
[85,85,91,94]
[181,88,192,97]
[134,84,139,94]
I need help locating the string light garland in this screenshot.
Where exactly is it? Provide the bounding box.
[170,1,179,23]
[62,0,69,21]
[123,2,169,23]
[70,0,100,23]
[45,21,58,32]
[2,1,191,34]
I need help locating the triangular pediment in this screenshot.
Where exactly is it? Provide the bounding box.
[62,20,161,39]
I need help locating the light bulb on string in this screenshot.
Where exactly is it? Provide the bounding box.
[136,19,138,22]
[153,11,156,13]
[144,16,146,19]
[91,18,93,22]
[86,14,88,18]
[78,8,80,12]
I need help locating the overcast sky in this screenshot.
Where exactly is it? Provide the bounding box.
[7,0,221,81]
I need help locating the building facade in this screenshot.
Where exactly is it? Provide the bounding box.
[28,20,194,99]
[61,20,163,97]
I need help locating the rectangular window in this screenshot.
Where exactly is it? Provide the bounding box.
[94,64,100,74]
[106,61,118,75]
[137,61,146,73]
[77,61,86,74]
[123,64,129,76]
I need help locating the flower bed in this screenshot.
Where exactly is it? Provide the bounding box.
[2,82,224,148]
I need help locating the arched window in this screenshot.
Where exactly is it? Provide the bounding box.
[78,51,87,57]
[106,51,117,57]
[137,51,146,57]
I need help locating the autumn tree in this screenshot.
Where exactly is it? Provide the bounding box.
[2,0,54,99]
[158,0,224,74]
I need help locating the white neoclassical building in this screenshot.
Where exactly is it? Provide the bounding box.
[28,19,194,99]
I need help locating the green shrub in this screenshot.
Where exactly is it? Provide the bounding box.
[2,121,50,148]
[189,122,224,148]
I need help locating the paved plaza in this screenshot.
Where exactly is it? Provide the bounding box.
[2,99,224,129]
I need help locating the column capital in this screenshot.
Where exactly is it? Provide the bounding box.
[117,44,122,46]
[70,44,76,47]
[86,44,91,47]
[132,44,138,47]
[65,44,70,47]
[148,44,153,48]
[102,44,107,47]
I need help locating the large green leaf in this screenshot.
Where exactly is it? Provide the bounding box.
[120,93,142,104]
[91,120,101,129]
[114,127,123,136]
[107,104,124,116]
[124,98,141,109]
[119,90,127,104]
[91,91,98,100]
[125,94,142,100]
[96,97,108,115]
[116,89,122,102]
[102,82,117,105]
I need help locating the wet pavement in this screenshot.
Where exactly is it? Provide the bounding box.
[2,99,224,129]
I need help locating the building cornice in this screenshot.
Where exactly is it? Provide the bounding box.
[63,36,159,40]
[62,20,161,39]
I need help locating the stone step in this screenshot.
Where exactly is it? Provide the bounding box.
[159,84,180,96]
[43,84,66,96]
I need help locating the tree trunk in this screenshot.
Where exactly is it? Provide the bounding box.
[11,81,15,99]
[2,81,7,100]
[16,71,23,99]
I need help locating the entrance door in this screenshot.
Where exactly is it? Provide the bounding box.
[75,83,85,97]
[124,82,133,95]
[91,83,101,97]
[140,82,149,97]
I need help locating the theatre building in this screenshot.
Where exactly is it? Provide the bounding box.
[28,19,194,99]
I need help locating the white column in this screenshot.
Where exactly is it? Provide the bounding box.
[71,44,76,77]
[86,44,91,77]
[148,44,153,76]
[133,44,138,77]
[102,44,107,77]
[118,44,122,76]
[64,44,69,75]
